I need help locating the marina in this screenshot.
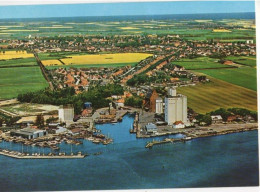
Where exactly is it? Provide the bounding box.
[0,114,258,191]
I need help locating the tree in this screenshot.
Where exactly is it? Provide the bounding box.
[36,114,44,129]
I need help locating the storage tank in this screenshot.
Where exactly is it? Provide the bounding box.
[84,102,92,109]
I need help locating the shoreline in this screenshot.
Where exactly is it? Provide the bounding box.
[145,125,258,148]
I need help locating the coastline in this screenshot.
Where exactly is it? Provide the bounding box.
[145,124,258,148]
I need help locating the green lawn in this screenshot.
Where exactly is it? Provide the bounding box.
[172,57,230,69]
[225,56,256,67]
[0,67,48,99]
[195,67,257,91]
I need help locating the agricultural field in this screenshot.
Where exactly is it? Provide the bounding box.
[41,53,152,67]
[195,67,257,91]
[0,57,38,67]
[177,76,257,114]
[0,50,34,60]
[0,18,255,41]
[0,67,48,99]
[225,56,256,67]
[172,57,231,69]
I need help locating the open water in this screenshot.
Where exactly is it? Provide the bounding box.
[0,114,258,191]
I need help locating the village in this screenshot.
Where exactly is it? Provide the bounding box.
[0,23,257,158]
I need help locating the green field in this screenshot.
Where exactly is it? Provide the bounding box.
[38,52,89,60]
[195,67,257,91]
[0,67,48,99]
[225,56,256,67]
[0,19,255,41]
[177,76,257,114]
[0,57,37,67]
[172,57,231,69]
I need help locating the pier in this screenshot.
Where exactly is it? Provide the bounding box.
[0,148,87,159]
[145,137,191,148]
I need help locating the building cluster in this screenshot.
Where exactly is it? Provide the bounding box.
[51,66,131,92]
[0,33,256,57]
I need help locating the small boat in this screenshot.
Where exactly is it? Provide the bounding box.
[93,152,102,156]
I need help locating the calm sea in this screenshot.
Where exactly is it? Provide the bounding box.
[0,114,258,191]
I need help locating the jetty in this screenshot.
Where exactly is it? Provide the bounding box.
[0,148,87,159]
[145,137,191,148]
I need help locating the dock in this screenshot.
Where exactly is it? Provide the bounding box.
[0,148,87,159]
[145,138,190,148]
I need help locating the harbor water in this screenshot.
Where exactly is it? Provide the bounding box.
[0,114,258,191]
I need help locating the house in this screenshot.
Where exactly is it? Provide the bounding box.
[211,115,223,124]
[145,123,157,133]
[70,128,82,135]
[172,121,185,129]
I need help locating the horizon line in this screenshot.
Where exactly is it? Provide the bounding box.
[0,11,255,21]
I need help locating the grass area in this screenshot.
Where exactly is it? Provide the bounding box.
[38,52,89,60]
[195,67,257,91]
[225,56,256,67]
[177,76,257,114]
[46,62,137,69]
[0,57,37,67]
[0,67,48,99]
[172,57,230,69]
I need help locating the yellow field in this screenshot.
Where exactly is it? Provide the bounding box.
[45,53,153,66]
[42,26,73,29]
[195,20,213,22]
[158,25,175,27]
[41,59,63,66]
[118,27,140,30]
[0,51,34,60]
[213,29,232,32]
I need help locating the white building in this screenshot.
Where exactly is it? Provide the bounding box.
[172,121,185,129]
[164,88,187,125]
[155,97,163,114]
[58,105,74,123]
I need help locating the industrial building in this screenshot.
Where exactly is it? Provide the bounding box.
[164,88,187,125]
[155,97,163,114]
[145,123,158,133]
[10,128,47,139]
[58,105,74,123]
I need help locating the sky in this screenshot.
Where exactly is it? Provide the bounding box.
[0,1,255,19]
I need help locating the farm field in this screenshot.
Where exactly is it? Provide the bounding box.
[195,67,257,91]
[0,18,256,41]
[0,50,34,60]
[0,67,48,99]
[225,56,256,67]
[172,57,231,69]
[0,57,38,67]
[42,53,152,66]
[177,76,257,114]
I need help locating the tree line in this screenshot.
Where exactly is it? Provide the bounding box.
[17,84,124,115]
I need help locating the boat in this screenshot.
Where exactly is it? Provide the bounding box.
[93,152,102,155]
